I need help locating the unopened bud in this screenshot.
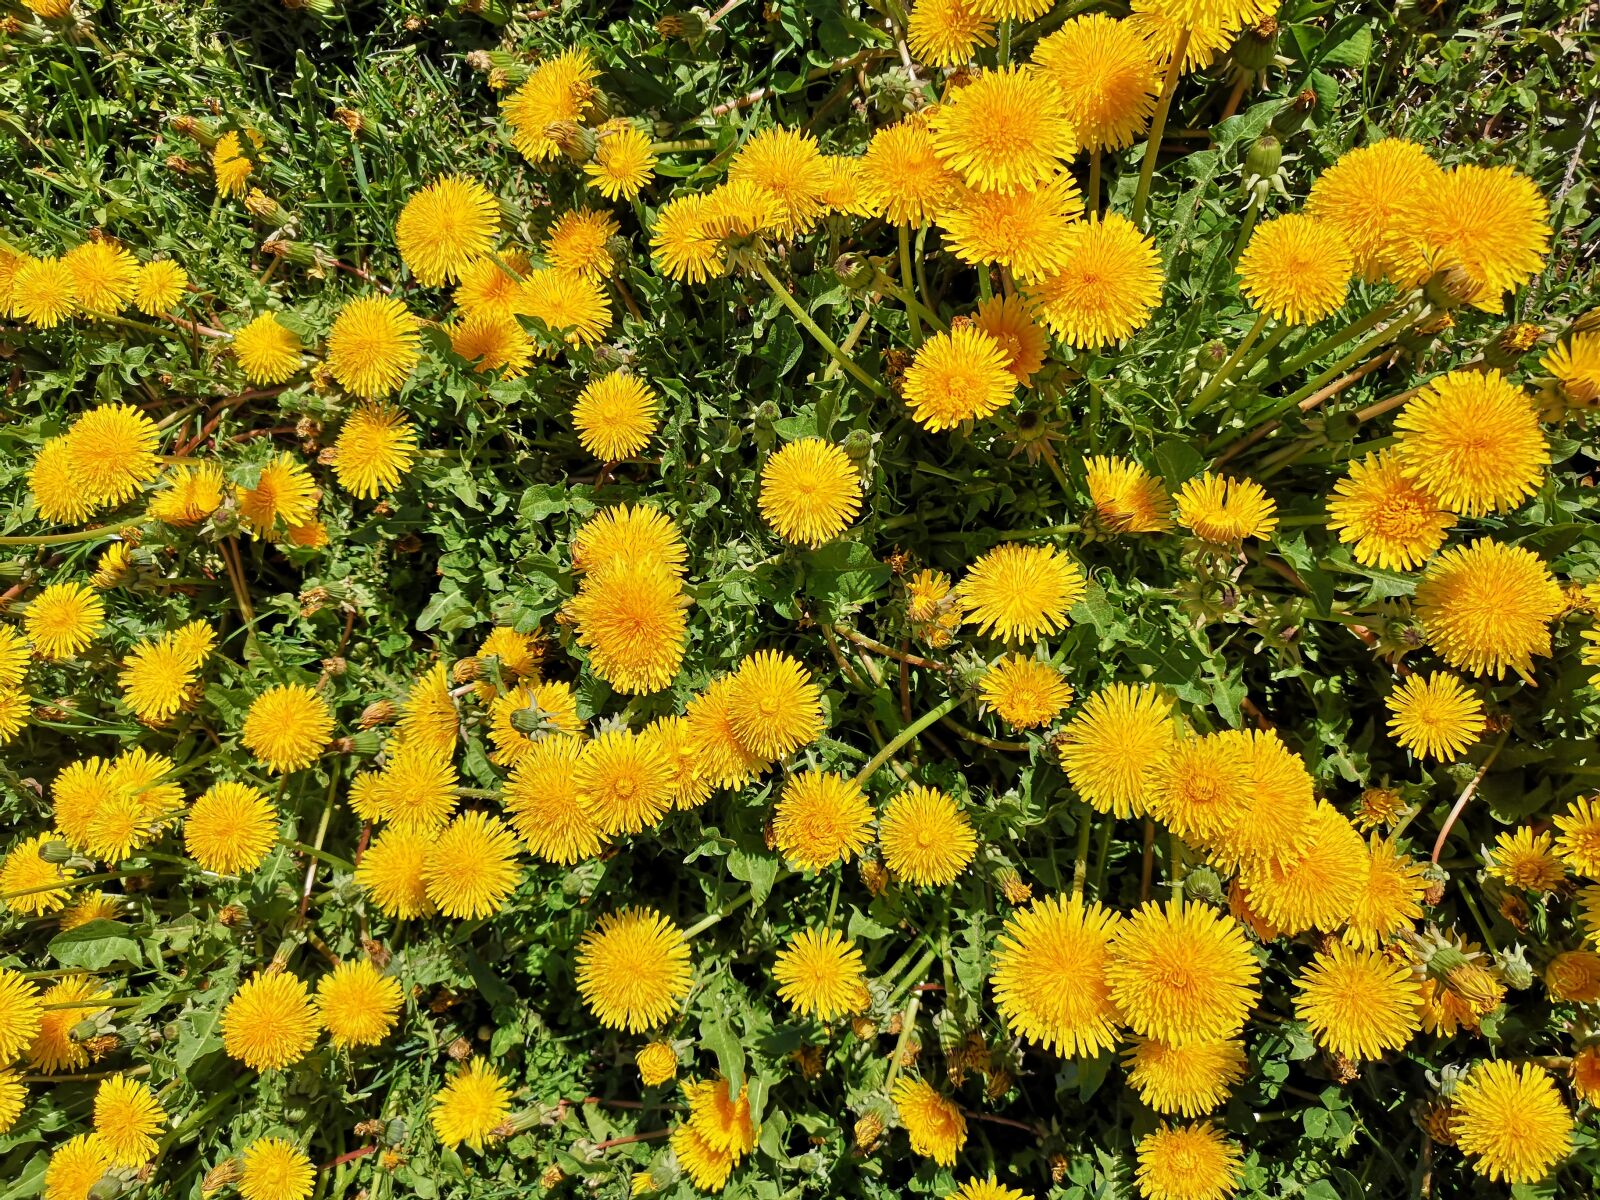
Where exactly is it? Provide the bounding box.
[544,120,597,164]
[1183,865,1225,906]
[1232,21,1280,73]
[38,839,76,865]
[841,428,873,470]
[359,700,398,729]
[263,239,321,268]
[1244,134,1281,180]
[656,11,706,40]
[853,1112,884,1152]
[171,114,219,149]
[332,107,365,136]
[244,188,291,227]
[833,253,875,291]
[1424,263,1478,310]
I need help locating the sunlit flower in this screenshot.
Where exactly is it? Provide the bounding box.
[333,403,418,498]
[728,126,831,239]
[0,968,43,1063]
[1414,539,1563,680]
[636,1040,677,1087]
[506,735,603,863]
[12,255,78,327]
[1305,139,1444,282]
[1326,448,1451,570]
[44,1136,111,1200]
[1107,901,1260,1045]
[892,1076,967,1165]
[239,1137,314,1200]
[979,654,1072,729]
[957,543,1086,642]
[1486,826,1565,894]
[1058,683,1176,817]
[972,295,1048,384]
[236,453,318,538]
[63,240,138,313]
[2,833,73,916]
[185,781,279,874]
[576,907,692,1032]
[685,675,769,790]
[1030,14,1160,152]
[1237,213,1353,325]
[222,972,320,1071]
[423,811,522,919]
[726,650,824,760]
[64,403,161,508]
[1294,943,1420,1059]
[1545,950,1600,1002]
[773,771,874,871]
[1122,1037,1246,1117]
[516,267,612,346]
[545,207,619,279]
[1344,837,1428,950]
[488,679,583,766]
[396,175,498,286]
[355,825,435,919]
[30,437,98,525]
[933,65,1076,193]
[1385,672,1484,761]
[651,194,723,284]
[991,893,1123,1056]
[1553,795,1600,878]
[860,118,962,227]
[132,259,188,315]
[1174,472,1277,543]
[1393,369,1545,517]
[902,324,1016,431]
[568,559,689,694]
[1543,332,1600,406]
[90,1073,165,1166]
[939,177,1082,281]
[576,729,674,836]
[1027,214,1162,347]
[773,928,869,1019]
[25,581,105,661]
[327,296,421,398]
[241,684,334,773]
[212,130,255,197]
[671,1122,735,1190]
[431,1059,512,1152]
[573,373,659,461]
[907,0,996,67]
[232,313,304,384]
[585,119,658,200]
[1134,1122,1242,1200]
[316,958,403,1049]
[502,49,600,162]
[879,784,977,885]
[759,437,862,547]
[1450,1060,1572,1184]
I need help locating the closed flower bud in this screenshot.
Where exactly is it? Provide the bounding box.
[359,700,398,729]
[1244,134,1282,181]
[332,106,366,135]
[1232,19,1280,72]
[202,1159,242,1194]
[171,114,219,148]
[539,1164,565,1189]
[244,188,291,227]
[38,838,75,865]
[1182,865,1225,906]
[544,120,597,163]
[656,11,706,40]
[853,1112,884,1152]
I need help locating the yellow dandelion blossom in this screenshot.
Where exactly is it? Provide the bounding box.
[1203,729,1315,869]
[327,296,421,399]
[63,241,137,313]
[1085,454,1173,533]
[373,739,458,830]
[185,782,279,874]
[1385,672,1484,761]
[545,207,620,280]
[1487,826,1565,894]
[1236,801,1368,934]
[1544,332,1600,406]
[585,119,658,200]
[1058,683,1176,817]
[212,130,255,197]
[1326,449,1451,570]
[431,1059,512,1152]
[939,177,1083,282]
[892,1076,967,1165]
[932,65,1076,192]
[232,313,304,385]
[0,686,28,747]
[64,402,162,508]
[860,118,962,227]
[0,968,43,1062]
[1306,139,1445,282]
[1107,901,1260,1045]
[1030,14,1161,152]
[644,715,713,812]
[758,438,862,547]
[44,1136,111,1200]
[355,825,435,919]
[636,1041,677,1087]
[2,833,74,916]
[90,1073,165,1166]
[396,663,458,758]
[1134,1122,1243,1200]
[1545,950,1600,1002]
[651,194,723,285]
[1553,795,1600,878]
[241,683,334,773]
[685,674,769,790]
[573,503,687,577]
[1344,837,1427,950]
[879,784,977,886]
[573,373,661,461]
[236,453,318,538]
[728,126,832,240]
[726,650,824,760]
[506,735,603,863]
[1237,213,1353,325]
[972,294,1048,384]
[450,309,536,378]
[671,1122,735,1190]
[30,437,100,525]
[488,679,582,766]
[316,958,403,1049]
[12,256,79,328]
[25,581,105,661]
[773,928,869,1019]
[1174,472,1277,543]
[454,250,530,319]
[132,259,188,315]
[1414,539,1562,680]
[1393,369,1545,517]
[333,403,418,499]
[418,807,522,918]
[395,175,498,286]
[576,907,692,1032]
[957,543,1086,643]
[1028,213,1162,348]
[818,154,876,218]
[576,729,674,836]
[979,654,1072,730]
[516,267,612,346]
[1295,943,1421,1059]
[907,0,996,67]
[222,972,320,1071]
[0,1067,24,1134]
[569,559,689,695]
[991,893,1123,1056]
[1450,1060,1572,1184]
[902,324,1016,432]
[1122,1037,1246,1117]
[239,1137,314,1200]
[502,49,600,163]
[773,771,873,871]
[29,976,108,1073]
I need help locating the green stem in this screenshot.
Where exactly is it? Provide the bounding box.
[281,840,355,873]
[1229,190,1263,267]
[651,139,715,153]
[684,871,791,939]
[0,518,145,546]
[0,870,142,902]
[1168,831,1186,898]
[1131,29,1190,228]
[43,995,144,1010]
[1234,320,1294,382]
[1265,315,1420,420]
[899,224,922,344]
[1186,312,1269,417]
[872,271,946,333]
[751,258,888,398]
[977,265,992,303]
[939,717,1027,752]
[855,695,964,786]
[997,19,1011,65]
[1070,801,1093,900]
[1265,298,1405,385]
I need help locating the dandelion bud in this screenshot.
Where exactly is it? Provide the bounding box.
[539,1164,565,1189]
[1244,134,1281,182]
[1182,865,1225,906]
[263,238,320,269]
[171,114,219,148]
[1231,21,1279,73]
[850,1015,878,1040]
[165,154,205,177]
[841,428,873,470]
[853,1112,884,1152]
[1423,262,1478,310]
[635,1040,678,1087]
[1483,321,1543,368]
[833,253,875,291]
[656,11,706,40]
[1497,944,1534,990]
[244,188,291,227]
[359,700,398,729]
[996,867,1032,905]
[1417,1101,1456,1144]
[201,1159,242,1194]
[37,838,75,865]
[452,656,482,685]
[332,106,366,136]
[543,120,597,164]
[859,858,888,896]
[384,1118,408,1146]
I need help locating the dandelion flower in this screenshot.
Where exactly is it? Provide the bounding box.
[878,784,977,886]
[1306,139,1444,282]
[327,296,421,398]
[1134,1122,1242,1200]
[573,374,660,461]
[644,715,713,812]
[373,739,458,830]
[773,771,873,871]
[222,971,320,1071]
[232,313,303,385]
[726,650,824,760]
[450,309,535,378]
[573,504,687,577]
[1031,15,1161,152]
[1122,1038,1246,1117]
[569,560,689,695]
[939,177,1083,282]
[1553,796,1600,879]
[1450,1060,1572,1184]
[431,1059,512,1152]
[64,403,161,508]
[1344,837,1427,950]
[979,654,1071,729]
[758,438,861,547]
[860,118,962,227]
[671,1123,735,1190]
[1393,370,1545,517]
[728,126,831,240]
[236,453,318,538]
[355,826,435,919]
[502,49,600,163]
[544,208,619,280]
[91,1073,165,1166]
[576,907,692,1032]
[44,1136,111,1200]
[0,968,43,1063]
[1544,332,1600,406]
[506,736,603,863]
[1326,449,1451,570]
[212,131,255,197]
[957,543,1086,643]
[63,241,138,313]
[1030,214,1162,347]
[1385,672,1484,761]
[333,403,418,499]
[488,680,582,766]
[1058,683,1176,817]
[576,729,674,837]
[907,0,996,67]
[132,260,188,315]
[650,194,723,284]
[684,1078,756,1161]
[12,256,78,327]
[316,959,403,1049]
[1295,943,1421,1059]
[685,675,769,790]
[185,781,279,874]
[30,437,99,525]
[0,1068,23,1134]
[29,976,109,1073]
[586,119,658,200]
[454,251,529,318]
[395,175,498,287]
[239,1138,314,1200]
[972,295,1048,384]
[0,686,25,747]
[25,581,105,661]
[1174,472,1277,543]
[242,684,333,773]
[1487,826,1565,894]
[2,833,72,915]
[1203,729,1315,869]
[395,663,458,759]
[902,324,1016,432]
[990,893,1123,1056]
[1107,901,1260,1045]
[773,928,869,1019]
[423,811,521,919]
[1545,950,1600,1002]
[1085,454,1173,533]
[636,1041,677,1087]
[1414,539,1562,680]
[1236,801,1368,934]
[516,267,612,346]
[932,65,1076,193]
[892,1076,967,1165]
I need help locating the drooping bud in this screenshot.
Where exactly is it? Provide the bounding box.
[543,120,597,164]
[244,188,291,227]
[171,114,219,149]
[853,1112,885,1152]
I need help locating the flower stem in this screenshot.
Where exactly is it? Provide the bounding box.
[0,870,140,902]
[1186,312,1269,417]
[683,870,791,939]
[651,139,714,153]
[938,717,1027,752]
[1131,30,1191,228]
[1265,298,1405,385]
[1229,189,1263,267]
[899,224,922,344]
[281,840,355,874]
[855,695,964,786]
[751,258,888,398]
[1070,802,1093,900]
[0,518,145,546]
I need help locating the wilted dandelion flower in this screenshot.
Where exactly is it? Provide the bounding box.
[1544,950,1600,1002]
[1236,213,1353,325]
[728,126,832,239]
[1174,472,1277,543]
[940,177,1082,282]
[1326,449,1451,570]
[1108,901,1260,1045]
[575,729,674,836]
[1134,1122,1242,1200]
[30,438,98,525]
[726,650,824,760]
[573,503,687,577]
[576,907,692,1032]
[1385,672,1484,761]
[1122,1038,1246,1117]
[239,1137,313,1200]
[932,65,1076,193]
[132,259,188,315]
[569,559,689,694]
[972,295,1048,384]
[327,296,421,398]
[773,928,869,1019]
[1028,214,1162,347]
[333,402,418,499]
[892,1076,967,1165]
[423,811,521,919]
[1031,14,1160,152]
[506,736,603,863]
[236,453,318,538]
[758,437,862,547]
[1413,539,1562,680]
[232,313,303,384]
[316,958,402,1049]
[222,972,320,1071]
[1450,1060,1572,1184]
[685,675,769,790]
[1085,455,1173,533]
[585,119,658,199]
[516,266,612,345]
[1306,139,1444,282]
[573,374,661,461]
[1393,369,1545,516]
[63,241,138,313]
[355,826,435,919]
[241,684,334,773]
[650,194,723,284]
[1553,796,1600,878]
[185,781,279,874]
[431,1059,512,1152]
[12,256,78,327]
[860,119,962,227]
[1344,837,1428,950]
[991,893,1122,1056]
[0,968,43,1062]
[212,130,255,196]
[1543,332,1600,405]
[979,654,1072,729]
[395,175,498,286]
[44,1136,111,1200]
[544,207,619,279]
[502,49,599,162]
[907,0,996,66]
[879,784,977,885]
[957,543,1085,642]
[64,402,162,508]
[1388,164,1551,311]
[1294,943,1421,1060]
[1487,826,1565,894]
[25,582,105,661]
[773,771,873,871]
[90,1073,165,1166]
[902,324,1016,431]
[1058,683,1176,817]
